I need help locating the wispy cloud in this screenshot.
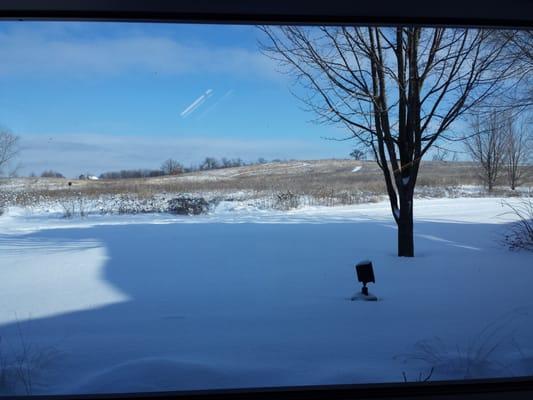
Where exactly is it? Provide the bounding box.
[180,89,213,118]
[0,26,278,79]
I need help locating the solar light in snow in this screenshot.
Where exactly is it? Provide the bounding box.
[351,260,377,301]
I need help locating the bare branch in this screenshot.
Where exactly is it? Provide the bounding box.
[0,131,20,176]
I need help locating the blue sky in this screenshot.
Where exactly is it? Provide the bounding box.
[0,22,353,177]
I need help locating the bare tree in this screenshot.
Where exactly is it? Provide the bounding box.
[200,157,220,171]
[260,26,515,256]
[41,170,65,178]
[0,131,19,176]
[350,148,366,160]
[465,112,507,191]
[493,30,533,109]
[505,115,530,190]
[432,147,449,161]
[161,158,183,175]
[220,157,245,168]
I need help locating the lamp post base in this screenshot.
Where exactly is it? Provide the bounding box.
[350,291,378,301]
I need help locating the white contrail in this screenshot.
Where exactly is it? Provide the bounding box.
[197,89,235,119]
[180,89,213,118]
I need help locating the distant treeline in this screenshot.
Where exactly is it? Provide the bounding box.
[40,170,65,178]
[98,169,166,179]
[97,157,284,180]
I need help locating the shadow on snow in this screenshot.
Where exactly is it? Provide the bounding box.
[0,219,532,394]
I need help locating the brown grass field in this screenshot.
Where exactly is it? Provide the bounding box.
[1,160,532,210]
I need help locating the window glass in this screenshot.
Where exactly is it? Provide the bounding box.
[0,22,531,395]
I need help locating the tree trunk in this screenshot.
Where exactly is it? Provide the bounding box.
[397,193,414,257]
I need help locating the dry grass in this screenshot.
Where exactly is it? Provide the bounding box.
[395,308,531,380]
[1,160,532,209]
[502,194,533,251]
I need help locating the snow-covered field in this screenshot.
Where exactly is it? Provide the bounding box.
[0,197,532,395]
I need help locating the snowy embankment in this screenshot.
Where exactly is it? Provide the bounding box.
[0,197,532,395]
[0,184,531,222]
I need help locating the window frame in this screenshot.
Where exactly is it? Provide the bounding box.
[1,1,532,399]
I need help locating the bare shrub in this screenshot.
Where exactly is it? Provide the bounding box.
[59,195,86,218]
[274,191,300,210]
[502,194,533,251]
[59,199,74,219]
[395,309,529,379]
[307,188,382,207]
[402,367,434,383]
[167,197,210,215]
[0,324,59,395]
[312,187,336,207]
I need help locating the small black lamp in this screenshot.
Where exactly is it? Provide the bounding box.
[355,260,375,296]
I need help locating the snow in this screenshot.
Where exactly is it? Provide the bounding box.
[392,206,400,219]
[0,236,129,324]
[0,197,532,395]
